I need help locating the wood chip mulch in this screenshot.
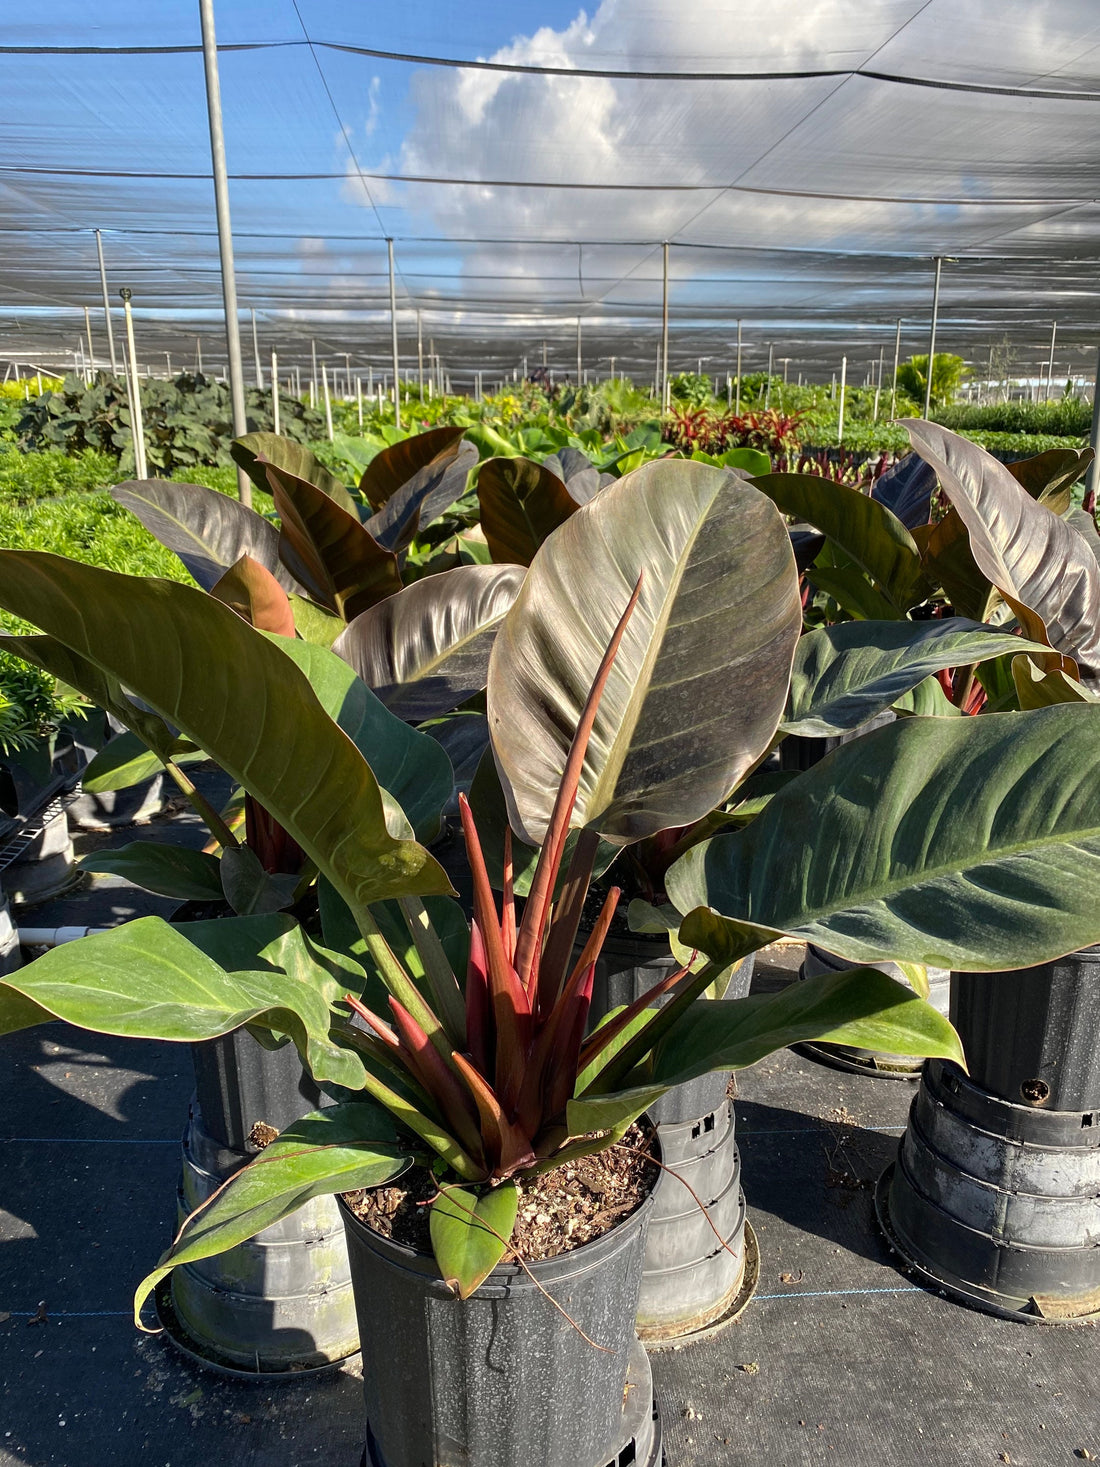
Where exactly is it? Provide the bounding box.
[344,1122,657,1264]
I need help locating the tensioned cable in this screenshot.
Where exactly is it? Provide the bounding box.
[3,165,1087,210]
[2,41,1099,102]
[289,1,388,245]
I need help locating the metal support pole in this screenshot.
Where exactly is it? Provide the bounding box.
[165,351,172,378]
[890,318,902,418]
[321,362,334,440]
[94,229,118,372]
[417,311,423,397]
[923,256,942,420]
[1045,321,1058,403]
[873,345,884,421]
[119,289,147,479]
[387,238,401,430]
[83,306,96,379]
[837,355,848,446]
[310,340,318,408]
[270,349,280,435]
[735,319,742,416]
[356,374,363,428]
[661,241,670,412]
[1086,343,1100,506]
[250,308,263,389]
[344,354,351,401]
[199,0,250,505]
[196,336,203,374]
[765,343,774,408]
[576,318,582,385]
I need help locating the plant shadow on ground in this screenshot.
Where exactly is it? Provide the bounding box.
[733,1094,906,1273]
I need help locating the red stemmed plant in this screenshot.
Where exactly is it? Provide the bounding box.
[342,576,695,1184]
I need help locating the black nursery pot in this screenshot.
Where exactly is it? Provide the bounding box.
[879,948,1100,1323]
[339,1152,661,1467]
[586,926,758,1341]
[157,1025,358,1374]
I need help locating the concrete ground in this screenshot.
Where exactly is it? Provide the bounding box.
[0,787,1097,1467]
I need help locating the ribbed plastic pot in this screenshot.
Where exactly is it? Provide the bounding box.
[67,772,168,831]
[0,891,21,976]
[339,1155,658,1467]
[587,926,755,1124]
[156,1027,356,1373]
[637,1097,756,1344]
[878,1058,1100,1322]
[190,1027,326,1152]
[163,1102,359,1373]
[951,947,1100,1111]
[585,926,757,1337]
[798,946,951,1077]
[5,807,77,906]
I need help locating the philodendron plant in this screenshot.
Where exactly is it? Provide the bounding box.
[0,458,970,1309]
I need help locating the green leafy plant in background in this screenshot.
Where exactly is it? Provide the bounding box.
[17,373,323,475]
[896,353,967,411]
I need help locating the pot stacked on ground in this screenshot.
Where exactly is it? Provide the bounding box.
[879,947,1100,1322]
[799,945,951,1077]
[588,926,757,1343]
[162,1030,360,1374]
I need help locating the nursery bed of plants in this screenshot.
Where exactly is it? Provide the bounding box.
[0,812,1095,1467]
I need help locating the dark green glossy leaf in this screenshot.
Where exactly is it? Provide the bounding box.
[0,916,366,1086]
[82,842,224,901]
[429,1181,518,1298]
[82,729,204,793]
[272,636,453,842]
[784,619,1046,736]
[0,553,450,913]
[489,459,802,846]
[667,704,1100,971]
[219,845,300,915]
[133,1103,412,1325]
[754,472,923,612]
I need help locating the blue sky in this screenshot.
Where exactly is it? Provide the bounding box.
[5,2,1100,372]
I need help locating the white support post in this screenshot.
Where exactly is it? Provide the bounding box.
[1045,321,1058,403]
[83,306,96,379]
[119,289,148,479]
[387,238,401,430]
[417,310,424,397]
[765,343,774,408]
[576,318,582,385]
[661,241,670,412]
[94,229,117,372]
[356,375,363,428]
[837,355,848,446]
[1087,343,1100,506]
[890,318,902,418]
[310,340,318,409]
[271,349,280,435]
[322,362,334,441]
[873,345,884,421]
[250,308,263,390]
[735,318,742,416]
[199,0,250,506]
[923,256,943,420]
